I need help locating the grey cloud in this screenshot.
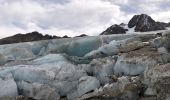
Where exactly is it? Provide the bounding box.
[0,0,169,38]
[0,0,121,37]
[107,0,170,15]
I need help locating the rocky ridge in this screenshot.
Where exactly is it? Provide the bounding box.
[100,24,128,35]
[0,31,72,45]
[101,14,170,35]
[128,14,166,32]
[0,31,60,45]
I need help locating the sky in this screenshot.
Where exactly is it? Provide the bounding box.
[0,0,170,38]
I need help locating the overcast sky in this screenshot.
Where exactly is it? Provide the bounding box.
[0,0,170,38]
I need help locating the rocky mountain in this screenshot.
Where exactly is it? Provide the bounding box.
[128,14,166,32]
[0,31,60,45]
[0,29,170,100]
[100,24,128,35]
[101,14,170,35]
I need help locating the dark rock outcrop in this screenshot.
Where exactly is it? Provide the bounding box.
[167,22,170,27]
[0,31,60,45]
[128,14,166,32]
[156,22,168,27]
[100,24,128,35]
[62,35,70,38]
[75,34,88,37]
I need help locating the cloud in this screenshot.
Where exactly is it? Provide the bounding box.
[108,0,170,15]
[0,0,169,38]
[150,11,170,22]
[0,0,124,38]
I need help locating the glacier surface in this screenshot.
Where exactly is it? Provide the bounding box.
[0,32,170,100]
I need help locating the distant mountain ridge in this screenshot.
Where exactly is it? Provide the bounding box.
[0,31,61,45]
[0,14,170,44]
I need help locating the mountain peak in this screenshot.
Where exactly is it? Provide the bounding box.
[100,24,128,35]
[128,14,165,32]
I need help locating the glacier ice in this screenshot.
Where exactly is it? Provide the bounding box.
[90,57,116,85]
[67,76,100,100]
[114,55,146,75]
[84,37,140,58]
[0,53,7,66]
[0,33,169,99]
[31,41,48,55]
[0,73,18,98]
[0,47,35,61]
[66,37,102,57]
[84,40,121,58]
[32,54,68,65]
[18,81,60,100]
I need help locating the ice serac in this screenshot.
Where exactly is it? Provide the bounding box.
[114,55,145,76]
[18,81,60,100]
[84,37,141,58]
[0,73,18,99]
[114,46,170,76]
[46,37,102,57]
[90,57,116,85]
[31,41,49,55]
[66,37,102,57]
[0,47,35,61]
[84,39,125,58]
[67,76,100,100]
[5,54,87,99]
[0,53,7,66]
[48,62,87,96]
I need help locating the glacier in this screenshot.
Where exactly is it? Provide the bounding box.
[0,31,170,100]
